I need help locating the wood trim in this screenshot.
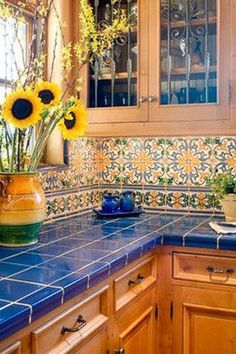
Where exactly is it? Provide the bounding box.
[119,305,153,341]
[31,285,109,354]
[0,341,21,354]
[87,119,236,137]
[114,256,157,311]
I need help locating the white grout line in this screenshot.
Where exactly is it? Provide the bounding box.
[216,234,223,250]
[182,216,214,247]
[0,212,207,325]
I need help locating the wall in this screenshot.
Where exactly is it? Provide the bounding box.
[40,136,236,221]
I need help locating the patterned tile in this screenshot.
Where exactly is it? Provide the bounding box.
[40,136,235,219]
[214,137,236,176]
[188,137,214,186]
[166,138,189,186]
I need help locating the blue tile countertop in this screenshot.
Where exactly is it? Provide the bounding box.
[0,211,234,341]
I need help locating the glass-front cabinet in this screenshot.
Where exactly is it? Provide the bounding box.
[81,0,149,124]
[82,0,231,129]
[149,0,230,122]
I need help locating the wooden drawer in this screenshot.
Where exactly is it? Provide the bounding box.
[114,256,157,311]
[0,342,21,354]
[31,286,108,354]
[173,252,236,286]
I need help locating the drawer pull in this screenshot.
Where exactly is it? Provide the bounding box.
[128,273,145,287]
[61,314,86,335]
[206,266,234,275]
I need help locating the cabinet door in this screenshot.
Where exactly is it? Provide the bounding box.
[68,327,107,354]
[81,0,149,124]
[149,0,231,130]
[173,286,236,354]
[116,306,156,354]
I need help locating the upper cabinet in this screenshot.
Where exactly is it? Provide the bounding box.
[80,0,236,136]
[81,0,149,124]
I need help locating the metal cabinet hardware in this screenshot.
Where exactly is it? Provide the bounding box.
[61,314,86,335]
[115,348,125,354]
[139,96,147,103]
[148,96,158,102]
[128,273,145,286]
[206,266,234,275]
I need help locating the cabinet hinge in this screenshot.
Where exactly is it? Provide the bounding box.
[155,303,159,319]
[170,301,173,320]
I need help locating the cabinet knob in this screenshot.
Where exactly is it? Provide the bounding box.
[115,348,125,354]
[148,96,158,103]
[139,96,147,103]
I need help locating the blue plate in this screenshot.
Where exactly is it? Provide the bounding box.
[93,207,144,218]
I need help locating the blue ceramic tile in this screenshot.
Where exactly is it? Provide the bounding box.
[105,218,141,228]
[161,215,207,239]
[100,252,127,274]
[0,303,30,340]
[11,267,72,285]
[53,274,88,302]
[66,248,110,261]
[39,228,67,243]
[40,257,90,272]
[48,238,90,248]
[0,262,27,277]
[162,234,184,246]
[77,262,110,288]
[6,253,53,266]
[0,300,10,309]
[86,240,126,252]
[0,279,45,301]
[140,238,156,254]
[185,226,218,248]
[20,286,63,322]
[0,248,24,261]
[219,236,236,251]
[29,244,75,256]
[126,245,142,264]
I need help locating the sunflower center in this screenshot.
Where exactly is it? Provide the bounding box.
[65,112,76,130]
[38,90,55,104]
[11,99,33,120]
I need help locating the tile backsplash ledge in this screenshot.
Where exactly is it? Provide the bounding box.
[39,136,236,220]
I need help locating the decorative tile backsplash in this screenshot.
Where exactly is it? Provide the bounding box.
[40,136,236,220]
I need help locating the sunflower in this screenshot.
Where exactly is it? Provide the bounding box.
[58,102,87,140]
[3,89,43,130]
[35,81,61,107]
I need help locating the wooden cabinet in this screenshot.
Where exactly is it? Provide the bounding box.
[173,286,236,354]
[0,342,21,354]
[113,256,158,354]
[81,0,236,136]
[117,305,156,354]
[66,328,107,354]
[158,248,236,354]
[31,286,109,354]
[0,253,158,354]
[4,249,236,354]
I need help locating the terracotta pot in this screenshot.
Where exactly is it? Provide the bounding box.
[221,194,236,222]
[0,173,46,247]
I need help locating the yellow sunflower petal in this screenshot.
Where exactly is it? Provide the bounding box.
[58,103,88,140]
[35,81,62,107]
[3,89,43,130]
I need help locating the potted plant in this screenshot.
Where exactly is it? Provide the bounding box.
[208,172,236,222]
[0,0,129,246]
